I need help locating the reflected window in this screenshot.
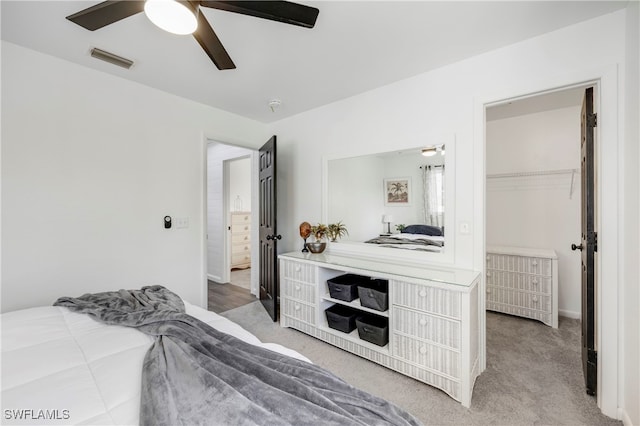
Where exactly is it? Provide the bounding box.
[422,165,445,227]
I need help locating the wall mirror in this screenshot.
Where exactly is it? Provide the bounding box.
[322,137,455,264]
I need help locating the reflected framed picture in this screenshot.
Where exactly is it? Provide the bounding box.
[384,177,411,205]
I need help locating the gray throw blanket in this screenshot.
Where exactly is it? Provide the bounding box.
[54,286,422,426]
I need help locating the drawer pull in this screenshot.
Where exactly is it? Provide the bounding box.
[418,318,428,326]
[294,304,301,311]
[532,278,538,285]
[294,285,301,291]
[419,346,428,355]
[418,290,427,298]
[532,260,538,267]
[532,296,539,303]
[295,266,301,272]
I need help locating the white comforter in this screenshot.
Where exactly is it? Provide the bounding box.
[1,302,308,425]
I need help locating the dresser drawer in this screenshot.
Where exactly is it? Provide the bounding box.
[486,254,552,276]
[231,213,251,225]
[231,223,251,233]
[486,269,551,294]
[486,285,551,313]
[282,280,316,304]
[280,260,316,285]
[231,233,251,244]
[231,253,250,265]
[282,299,316,325]
[392,307,460,350]
[391,280,461,320]
[231,242,250,254]
[392,334,459,378]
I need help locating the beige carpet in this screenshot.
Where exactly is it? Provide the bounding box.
[221,302,620,426]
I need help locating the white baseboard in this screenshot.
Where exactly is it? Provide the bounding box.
[619,407,633,426]
[207,273,222,283]
[559,309,581,319]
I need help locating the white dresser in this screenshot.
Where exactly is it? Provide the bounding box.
[485,245,558,328]
[279,251,481,407]
[230,212,251,269]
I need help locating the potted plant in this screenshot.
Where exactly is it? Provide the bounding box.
[395,224,406,233]
[307,223,328,253]
[327,221,349,242]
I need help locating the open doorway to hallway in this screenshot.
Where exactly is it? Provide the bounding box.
[206,141,259,313]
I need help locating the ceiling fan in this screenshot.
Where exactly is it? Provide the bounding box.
[66,0,319,70]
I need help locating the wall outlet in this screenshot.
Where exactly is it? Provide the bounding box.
[175,217,189,229]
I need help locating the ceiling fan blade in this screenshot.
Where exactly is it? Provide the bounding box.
[193,12,236,70]
[66,1,145,31]
[200,1,319,28]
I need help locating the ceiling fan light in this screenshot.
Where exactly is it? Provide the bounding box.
[144,0,198,35]
[422,147,437,157]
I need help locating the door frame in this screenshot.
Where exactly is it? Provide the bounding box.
[473,65,619,418]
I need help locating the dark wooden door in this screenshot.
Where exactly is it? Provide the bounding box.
[573,86,597,395]
[259,136,280,322]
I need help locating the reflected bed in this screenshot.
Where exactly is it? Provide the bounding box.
[365,224,444,252]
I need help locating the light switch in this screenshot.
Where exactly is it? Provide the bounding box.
[459,222,470,234]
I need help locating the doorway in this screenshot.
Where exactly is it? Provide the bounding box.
[475,68,620,417]
[483,85,598,407]
[205,140,259,312]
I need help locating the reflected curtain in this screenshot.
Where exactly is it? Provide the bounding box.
[422,165,445,227]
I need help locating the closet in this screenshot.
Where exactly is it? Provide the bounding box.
[485,88,583,323]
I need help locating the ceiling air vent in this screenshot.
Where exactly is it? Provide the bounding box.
[90,48,134,69]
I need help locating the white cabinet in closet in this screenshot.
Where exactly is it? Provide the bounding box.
[230,212,251,269]
[485,246,558,328]
[279,251,481,407]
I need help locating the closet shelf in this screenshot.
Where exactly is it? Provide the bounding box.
[486,168,580,199]
[486,168,579,179]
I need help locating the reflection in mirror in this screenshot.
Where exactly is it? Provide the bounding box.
[326,145,447,254]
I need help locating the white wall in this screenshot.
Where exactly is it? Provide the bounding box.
[229,157,252,212]
[486,106,582,318]
[1,41,268,312]
[206,143,254,283]
[622,1,640,425]
[269,9,629,420]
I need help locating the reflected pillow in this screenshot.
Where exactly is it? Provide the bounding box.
[403,224,443,236]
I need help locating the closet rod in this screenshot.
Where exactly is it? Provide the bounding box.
[486,168,579,179]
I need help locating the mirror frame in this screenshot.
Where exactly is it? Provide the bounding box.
[321,136,456,265]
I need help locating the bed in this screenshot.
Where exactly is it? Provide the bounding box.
[365,224,444,252]
[1,286,421,425]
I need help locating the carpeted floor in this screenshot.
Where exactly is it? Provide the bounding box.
[220,302,620,426]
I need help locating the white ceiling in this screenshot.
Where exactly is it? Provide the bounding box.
[486,86,587,121]
[1,1,628,123]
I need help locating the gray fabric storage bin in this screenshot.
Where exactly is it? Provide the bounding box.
[325,304,358,333]
[327,274,369,302]
[356,315,389,346]
[357,279,389,311]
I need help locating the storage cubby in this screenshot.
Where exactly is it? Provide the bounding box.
[279,251,481,407]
